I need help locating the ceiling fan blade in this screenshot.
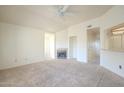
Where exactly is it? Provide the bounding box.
[61,5,69,12]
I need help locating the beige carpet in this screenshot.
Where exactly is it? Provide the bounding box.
[0,59,124,87]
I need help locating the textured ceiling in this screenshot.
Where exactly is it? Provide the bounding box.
[0,5,113,32]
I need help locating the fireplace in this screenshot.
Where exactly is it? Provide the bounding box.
[57,48,67,59]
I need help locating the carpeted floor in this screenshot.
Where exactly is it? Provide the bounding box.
[0,59,124,87]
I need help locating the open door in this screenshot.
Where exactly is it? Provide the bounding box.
[44,32,55,59]
[87,28,100,64]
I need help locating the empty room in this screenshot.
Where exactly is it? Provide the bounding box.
[0,5,124,87]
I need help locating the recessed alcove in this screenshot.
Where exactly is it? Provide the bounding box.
[104,23,124,51]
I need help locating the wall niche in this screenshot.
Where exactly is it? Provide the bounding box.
[105,23,124,51]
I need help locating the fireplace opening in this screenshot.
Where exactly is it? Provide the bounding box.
[57,49,67,59]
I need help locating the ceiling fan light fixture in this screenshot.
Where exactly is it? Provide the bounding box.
[57,5,69,17]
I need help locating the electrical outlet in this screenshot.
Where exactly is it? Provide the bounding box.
[119,65,122,69]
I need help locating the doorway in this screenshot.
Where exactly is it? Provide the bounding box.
[44,32,55,59]
[69,36,77,60]
[87,28,100,64]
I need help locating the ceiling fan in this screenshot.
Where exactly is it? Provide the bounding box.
[56,5,79,17]
[57,5,70,16]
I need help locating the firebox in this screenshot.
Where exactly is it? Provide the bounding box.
[57,48,67,59]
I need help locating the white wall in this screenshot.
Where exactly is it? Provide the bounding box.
[0,22,45,69]
[55,30,68,49]
[101,50,124,77]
